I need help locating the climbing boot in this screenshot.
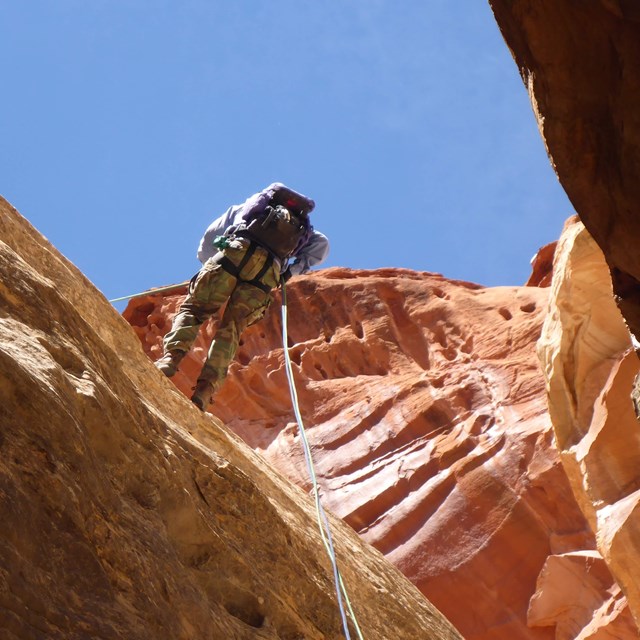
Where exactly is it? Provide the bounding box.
[155,350,185,377]
[191,379,214,411]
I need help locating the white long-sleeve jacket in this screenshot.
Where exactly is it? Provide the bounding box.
[197,192,329,277]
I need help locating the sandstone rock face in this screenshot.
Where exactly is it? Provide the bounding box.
[488,0,640,346]
[526,242,556,288]
[528,551,637,639]
[538,218,640,630]
[0,196,463,639]
[126,258,637,639]
[482,3,640,634]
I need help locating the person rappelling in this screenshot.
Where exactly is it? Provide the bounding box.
[151,184,359,638]
[155,182,329,410]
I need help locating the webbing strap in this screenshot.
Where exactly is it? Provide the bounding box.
[218,243,273,294]
[253,253,275,283]
[218,255,240,278]
[219,242,257,278]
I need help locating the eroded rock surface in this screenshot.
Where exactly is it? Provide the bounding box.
[528,551,637,639]
[538,218,640,630]
[0,197,463,639]
[126,255,636,639]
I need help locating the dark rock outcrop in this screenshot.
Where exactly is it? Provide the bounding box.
[488,0,640,342]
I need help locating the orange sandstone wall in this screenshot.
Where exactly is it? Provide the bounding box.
[124,266,635,639]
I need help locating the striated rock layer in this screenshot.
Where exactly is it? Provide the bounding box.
[125,255,636,639]
[538,218,640,632]
[0,196,464,639]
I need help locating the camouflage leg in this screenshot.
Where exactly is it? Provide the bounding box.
[163,259,237,354]
[199,282,273,392]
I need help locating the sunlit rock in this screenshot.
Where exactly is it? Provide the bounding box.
[0,196,461,640]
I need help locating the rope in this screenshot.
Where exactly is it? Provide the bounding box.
[108,281,190,304]
[281,281,364,640]
[110,276,364,637]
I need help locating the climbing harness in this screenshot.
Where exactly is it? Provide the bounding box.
[107,241,275,304]
[280,279,364,640]
[214,241,274,294]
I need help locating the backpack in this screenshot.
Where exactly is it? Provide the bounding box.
[231,183,315,260]
[242,204,310,260]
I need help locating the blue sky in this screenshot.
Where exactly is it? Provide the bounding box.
[1,2,573,310]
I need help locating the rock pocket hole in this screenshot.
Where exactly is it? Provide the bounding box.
[314,363,329,380]
[520,302,536,313]
[289,347,302,366]
[127,302,155,327]
[37,337,86,378]
[224,592,265,629]
[498,308,512,321]
[128,480,159,509]
[352,320,364,339]
[236,350,251,366]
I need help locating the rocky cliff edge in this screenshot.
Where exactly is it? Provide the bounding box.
[0,196,462,640]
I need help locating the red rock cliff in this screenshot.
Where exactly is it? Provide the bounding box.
[124,262,637,640]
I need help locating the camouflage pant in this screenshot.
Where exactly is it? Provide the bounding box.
[163,240,280,393]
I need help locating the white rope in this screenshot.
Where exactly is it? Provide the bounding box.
[281,282,364,640]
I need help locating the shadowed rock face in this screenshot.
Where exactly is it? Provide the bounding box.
[0,197,463,640]
[125,261,636,639]
[488,0,640,343]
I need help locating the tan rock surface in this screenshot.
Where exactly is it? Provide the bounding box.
[0,196,464,639]
[126,257,636,639]
[528,551,637,639]
[538,218,640,629]
[482,2,640,633]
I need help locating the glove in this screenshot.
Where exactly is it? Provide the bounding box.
[227,238,246,250]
